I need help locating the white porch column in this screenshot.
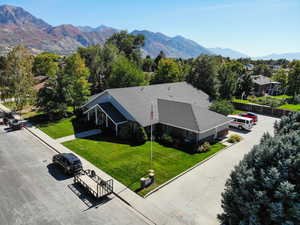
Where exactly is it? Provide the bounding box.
[116,124,118,136]
[95,108,98,125]
[87,111,90,121]
[214,126,218,139]
[106,115,108,127]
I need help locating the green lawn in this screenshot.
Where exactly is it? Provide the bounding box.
[38,116,76,139]
[272,95,292,99]
[62,136,226,196]
[277,104,300,111]
[232,99,251,104]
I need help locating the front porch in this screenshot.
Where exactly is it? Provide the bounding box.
[84,102,128,136]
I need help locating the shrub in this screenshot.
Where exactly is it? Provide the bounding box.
[160,134,173,146]
[249,96,286,108]
[134,126,148,144]
[119,123,132,140]
[227,134,242,143]
[196,142,211,153]
[209,100,235,116]
[291,94,300,104]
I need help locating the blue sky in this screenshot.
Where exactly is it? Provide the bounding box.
[1,0,299,57]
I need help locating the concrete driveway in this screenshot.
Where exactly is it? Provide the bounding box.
[144,115,278,225]
[0,127,151,225]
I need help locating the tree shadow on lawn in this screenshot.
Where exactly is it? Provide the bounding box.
[82,133,143,147]
[26,113,97,135]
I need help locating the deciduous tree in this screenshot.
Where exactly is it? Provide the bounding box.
[151,58,182,84]
[107,56,145,88]
[32,52,60,77]
[64,53,91,111]
[107,31,144,65]
[1,46,35,112]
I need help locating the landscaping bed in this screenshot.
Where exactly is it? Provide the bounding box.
[62,135,226,196]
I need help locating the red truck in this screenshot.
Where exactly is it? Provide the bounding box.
[239,112,258,123]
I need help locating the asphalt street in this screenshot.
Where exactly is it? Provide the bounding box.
[0,126,151,225]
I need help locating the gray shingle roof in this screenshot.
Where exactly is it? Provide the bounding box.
[158,99,231,132]
[252,75,279,86]
[107,82,210,127]
[83,82,231,131]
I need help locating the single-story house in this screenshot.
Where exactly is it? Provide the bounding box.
[81,82,231,144]
[252,75,281,96]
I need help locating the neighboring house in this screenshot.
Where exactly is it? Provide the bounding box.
[245,64,254,71]
[82,82,231,144]
[252,75,281,96]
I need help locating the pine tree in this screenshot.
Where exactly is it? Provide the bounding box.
[219,112,300,225]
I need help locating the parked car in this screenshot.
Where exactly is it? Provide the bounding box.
[52,153,82,175]
[8,119,24,130]
[227,115,254,131]
[0,111,4,125]
[239,112,258,123]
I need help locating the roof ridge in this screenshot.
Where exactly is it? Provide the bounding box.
[107,81,187,92]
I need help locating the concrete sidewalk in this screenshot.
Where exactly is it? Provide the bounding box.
[0,103,11,113]
[56,129,102,143]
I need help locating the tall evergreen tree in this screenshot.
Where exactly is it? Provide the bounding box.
[154,50,166,70]
[218,63,237,100]
[235,72,253,98]
[287,61,300,96]
[186,55,219,99]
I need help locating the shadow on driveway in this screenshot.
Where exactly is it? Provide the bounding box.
[68,183,112,210]
[229,127,251,134]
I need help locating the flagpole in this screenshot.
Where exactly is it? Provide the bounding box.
[150,102,153,170]
[151,118,153,170]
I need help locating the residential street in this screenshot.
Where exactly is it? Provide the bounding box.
[145,115,278,225]
[0,127,151,225]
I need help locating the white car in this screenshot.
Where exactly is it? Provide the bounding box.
[227,115,253,131]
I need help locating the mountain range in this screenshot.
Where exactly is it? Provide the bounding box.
[0,4,299,60]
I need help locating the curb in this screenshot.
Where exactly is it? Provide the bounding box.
[143,142,236,198]
[24,127,61,154]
